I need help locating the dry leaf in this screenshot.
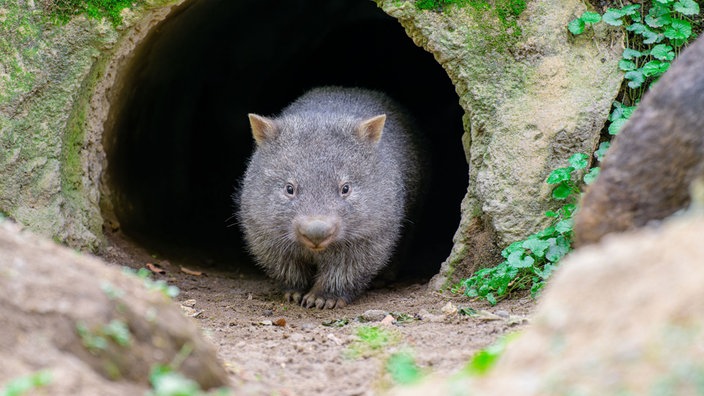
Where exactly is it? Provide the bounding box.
[180,266,203,276]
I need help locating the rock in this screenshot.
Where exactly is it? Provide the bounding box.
[0,220,229,395]
[361,309,389,322]
[390,211,704,395]
[378,0,622,284]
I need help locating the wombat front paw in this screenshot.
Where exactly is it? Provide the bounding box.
[300,291,348,309]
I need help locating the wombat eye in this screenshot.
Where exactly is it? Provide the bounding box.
[340,183,351,197]
[285,183,296,197]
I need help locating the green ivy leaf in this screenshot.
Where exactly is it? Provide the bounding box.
[674,0,699,16]
[546,167,573,184]
[583,167,600,185]
[650,44,675,61]
[545,210,558,218]
[621,4,641,15]
[546,237,570,262]
[664,18,692,41]
[552,183,573,200]
[568,153,589,170]
[608,117,628,135]
[618,59,637,71]
[501,241,524,258]
[602,8,625,25]
[507,250,535,268]
[555,219,574,234]
[645,4,673,28]
[625,70,645,89]
[568,18,586,35]
[622,48,645,60]
[522,238,551,258]
[581,11,602,24]
[595,141,610,161]
[642,60,670,77]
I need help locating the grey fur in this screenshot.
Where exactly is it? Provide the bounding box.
[236,87,421,308]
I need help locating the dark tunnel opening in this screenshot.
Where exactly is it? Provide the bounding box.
[104,0,467,280]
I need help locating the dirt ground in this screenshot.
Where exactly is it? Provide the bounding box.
[102,231,535,395]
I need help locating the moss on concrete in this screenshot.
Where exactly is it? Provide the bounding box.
[377,0,623,287]
[0,0,182,250]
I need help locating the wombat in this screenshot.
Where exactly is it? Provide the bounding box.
[236,87,422,308]
[574,36,704,246]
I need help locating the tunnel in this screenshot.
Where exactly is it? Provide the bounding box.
[103,0,467,279]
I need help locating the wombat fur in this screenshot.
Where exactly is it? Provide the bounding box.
[574,36,704,246]
[236,87,422,308]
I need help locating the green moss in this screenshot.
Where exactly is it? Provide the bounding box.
[44,0,146,26]
[415,0,527,53]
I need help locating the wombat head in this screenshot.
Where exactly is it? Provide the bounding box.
[239,112,400,254]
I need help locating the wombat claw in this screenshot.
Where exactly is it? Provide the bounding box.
[284,291,303,304]
[300,292,347,309]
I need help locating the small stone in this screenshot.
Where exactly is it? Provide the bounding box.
[380,314,396,326]
[495,310,510,318]
[441,301,457,315]
[180,299,197,308]
[361,309,387,322]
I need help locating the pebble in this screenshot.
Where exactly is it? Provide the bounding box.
[361,309,388,322]
[495,310,510,318]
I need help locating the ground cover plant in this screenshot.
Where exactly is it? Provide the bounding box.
[457,0,703,305]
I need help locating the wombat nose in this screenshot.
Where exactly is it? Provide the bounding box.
[295,217,339,251]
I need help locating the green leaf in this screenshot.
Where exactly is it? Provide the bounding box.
[674,0,699,16]
[555,219,574,234]
[387,352,423,385]
[507,250,535,268]
[625,70,645,89]
[583,167,600,185]
[560,203,577,218]
[608,117,628,135]
[655,0,674,4]
[568,153,589,170]
[664,18,692,41]
[545,210,558,218]
[546,167,573,184]
[535,226,556,239]
[602,8,625,25]
[627,23,662,44]
[622,48,644,60]
[501,241,524,258]
[568,18,586,35]
[621,4,641,15]
[645,5,673,28]
[522,238,551,258]
[642,60,670,77]
[546,238,570,262]
[581,11,602,24]
[486,293,497,305]
[552,183,573,200]
[618,59,637,71]
[650,44,675,61]
[595,141,610,161]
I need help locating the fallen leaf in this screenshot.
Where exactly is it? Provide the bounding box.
[180,266,203,276]
[273,318,286,327]
[146,263,165,275]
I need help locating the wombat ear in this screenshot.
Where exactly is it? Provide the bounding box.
[356,114,386,144]
[248,114,279,145]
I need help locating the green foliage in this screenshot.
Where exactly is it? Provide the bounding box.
[570,1,700,92]
[76,319,132,352]
[386,352,424,385]
[123,267,180,299]
[0,371,52,396]
[458,154,589,304]
[346,326,400,359]
[463,333,517,376]
[43,0,145,26]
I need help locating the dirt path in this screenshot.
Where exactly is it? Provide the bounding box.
[102,232,534,395]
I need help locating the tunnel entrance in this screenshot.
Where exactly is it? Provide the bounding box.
[103,0,466,279]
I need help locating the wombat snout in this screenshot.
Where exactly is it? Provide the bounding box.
[294,215,341,251]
